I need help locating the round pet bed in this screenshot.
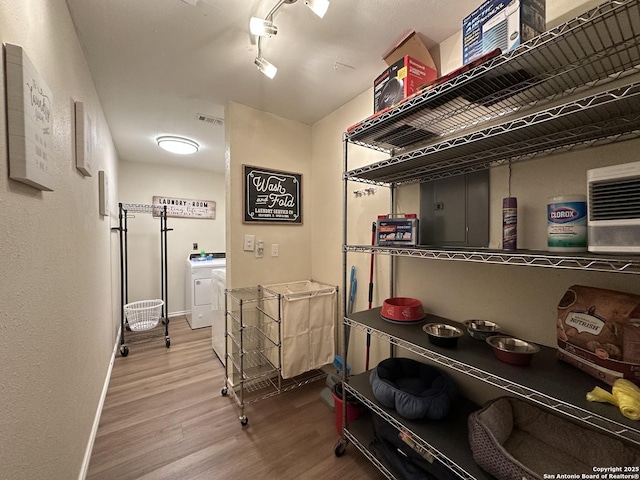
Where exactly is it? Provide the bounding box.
[370,357,457,420]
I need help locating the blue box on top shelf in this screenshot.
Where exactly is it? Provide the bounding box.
[463,0,546,65]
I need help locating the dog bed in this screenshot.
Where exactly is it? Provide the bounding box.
[369,357,457,420]
[468,396,640,480]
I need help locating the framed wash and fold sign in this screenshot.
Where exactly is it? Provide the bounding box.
[243,165,302,224]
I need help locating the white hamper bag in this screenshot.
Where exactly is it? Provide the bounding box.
[263,281,337,379]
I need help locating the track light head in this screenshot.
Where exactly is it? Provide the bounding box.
[304,0,329,18]
[250,17,278,37]
[250,0,328,78]
[255,57,278,79]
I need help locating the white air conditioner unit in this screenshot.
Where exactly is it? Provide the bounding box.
[588,161,640,253]
[482,0,520,55]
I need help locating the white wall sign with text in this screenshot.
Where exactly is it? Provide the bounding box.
[5,43,54,191]
[152,196,216,219]
[75,101,95,177]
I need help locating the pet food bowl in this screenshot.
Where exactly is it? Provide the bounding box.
[422,323,464,347]
[486,335,540,366]
[381,297,425,324]
[464,320,502,341]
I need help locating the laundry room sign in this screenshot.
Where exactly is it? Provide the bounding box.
[152,196,216,219]
[243,165,302,224]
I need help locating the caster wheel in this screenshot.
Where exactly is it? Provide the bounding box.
[165,337,171,348]
[334,440,346,457]
[240,416,248,426]
[120,345,129,357]
[221,388,228,396]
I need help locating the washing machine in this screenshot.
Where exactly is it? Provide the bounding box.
[211,267,227,364]
[185,253,226,329]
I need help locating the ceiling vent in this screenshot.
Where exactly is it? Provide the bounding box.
[196,113,224,126]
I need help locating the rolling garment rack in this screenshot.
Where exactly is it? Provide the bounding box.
[113,203,173,356]
[335,0,640,478]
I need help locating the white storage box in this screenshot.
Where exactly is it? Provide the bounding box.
[263,281,337,379]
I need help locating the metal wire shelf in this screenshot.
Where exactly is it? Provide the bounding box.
[344,380,489,480]
[223,369,326,407]
[343,245,640,274]
[343,422,397,480]
[345,313,640,447]
[227,349,278,382]
[346,0,640,154]
[120,203,165,214]
[346,80,640,184]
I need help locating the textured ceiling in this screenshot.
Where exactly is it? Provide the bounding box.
[64,0,484,172]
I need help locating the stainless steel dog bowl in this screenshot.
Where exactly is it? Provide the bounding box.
[486,335,540,366]
[464,320,501,341]
[423,323,464,347]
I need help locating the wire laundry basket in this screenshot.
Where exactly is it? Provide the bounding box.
[124,299,164,331]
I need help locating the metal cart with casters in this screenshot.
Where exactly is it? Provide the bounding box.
[221,285,331,426]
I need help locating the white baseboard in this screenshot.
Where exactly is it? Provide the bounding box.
[78,327,121,480]
[169,310,187,318]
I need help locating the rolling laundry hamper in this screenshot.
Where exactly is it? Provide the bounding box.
[221,281,337,426]
[263,280,338,379]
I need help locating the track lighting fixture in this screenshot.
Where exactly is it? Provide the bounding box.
[250,0,329,79]
[254,57,278,79]
[304,0,329,18]
[249,17,278,37]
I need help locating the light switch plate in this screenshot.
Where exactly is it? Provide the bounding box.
[255,240,264,258]
[244,234,255,251]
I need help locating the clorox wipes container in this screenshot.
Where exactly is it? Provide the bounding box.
[547,195,587,252]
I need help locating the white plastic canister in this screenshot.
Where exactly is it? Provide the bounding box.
[547,195,587,252]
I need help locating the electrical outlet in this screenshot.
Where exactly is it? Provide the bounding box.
[271,244,279,257]
[255,240,264,258]
[193,242,198,250]
[243,234,255,251]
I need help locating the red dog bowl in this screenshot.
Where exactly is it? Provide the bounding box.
[381,297,425,324]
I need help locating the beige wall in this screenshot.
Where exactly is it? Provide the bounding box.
[310,0,640,400]
[0,1,631,478]
[0,1,120,478]
[225,101,312,288]
[118,160,225,315]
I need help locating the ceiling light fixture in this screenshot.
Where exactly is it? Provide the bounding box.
[157,136,199,155]
[254,57,278,79]
[250,17,278,37]
[304,0,329,18]
[250,0,329,79]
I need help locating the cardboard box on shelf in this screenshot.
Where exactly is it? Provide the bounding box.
[382,30,437,72]
[463,0,546,65]
[374,55,437,113]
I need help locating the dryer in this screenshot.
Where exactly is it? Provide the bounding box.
[211,267,227,364]
[185,253,225,329]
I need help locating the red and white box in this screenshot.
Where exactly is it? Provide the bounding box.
[374,56,436,113]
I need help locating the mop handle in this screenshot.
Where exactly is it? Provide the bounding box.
[368,223,376,309]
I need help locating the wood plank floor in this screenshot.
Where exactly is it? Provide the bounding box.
[87,316,384,479]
